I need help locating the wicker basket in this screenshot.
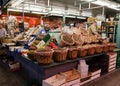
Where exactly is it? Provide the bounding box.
[53,48,68,62]
[87,46,95,55]
[72,34,84,45]
[27,50,36,61]
[78,46,88,57]
[102,44,109,53]
[67,46,78,59]
[60,34,74,47]
[95,45,103,54]
[35,49,53,65]
[108,43,116,52]
[62,69,80,82]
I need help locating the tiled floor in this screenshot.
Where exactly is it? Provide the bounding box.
[0,61,120,86]
[0,62,25,86]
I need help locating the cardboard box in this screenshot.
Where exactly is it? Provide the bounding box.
[109,67,115,72]
[80,78,91,86]
[61,79,80,86]
[109,61,116,66]
[91,74,100,80]
[43,74,66,86]
[71,83,80,86]
[109,64,116,69]
[109,57,117,62]
[91,69,101,76]
[108,53,117,59]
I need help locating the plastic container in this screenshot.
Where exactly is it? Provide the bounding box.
[67,46,78,59]
[79,65,89,78]
[53,48,68,62]
[35,49,53,65]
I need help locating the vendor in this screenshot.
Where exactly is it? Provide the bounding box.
[0,23,7,37]
[0,23,7,45]
[87,21,101,38]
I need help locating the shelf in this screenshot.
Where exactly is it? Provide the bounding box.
[40,53,106,68]
[21,53,106,69]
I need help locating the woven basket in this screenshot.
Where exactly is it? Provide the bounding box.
[60,34,74,47]
[35,49,53,65]
[27,50,36,61]
[95,45,103,54]
[78,46,88,57]
[67,46,78,59]
[53,48,68,62]
[72,34,84,46]
[87,46,95,55]
[102,44,109,53]
[108,43,116,52]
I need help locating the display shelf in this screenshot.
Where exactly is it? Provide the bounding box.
[5,47,110,85]
[17,52,106,69]
[41,53,106,68]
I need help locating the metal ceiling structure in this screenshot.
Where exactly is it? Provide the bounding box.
[2,0,120,18]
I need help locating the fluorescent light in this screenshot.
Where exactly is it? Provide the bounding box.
[77,16,86,19]
[65,15,76,18]
[92,0,120,11]
[50,13,63,17]
[12,0,24,7]
[32,12,48,15]
[92,1,109,6]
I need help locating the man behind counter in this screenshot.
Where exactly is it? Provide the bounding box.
[88,20,101,39]
[0,23,7,37]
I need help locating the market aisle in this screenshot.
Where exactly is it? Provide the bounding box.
[0,62,25,86]
[84,68,120,86]
[0,60,120,86]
